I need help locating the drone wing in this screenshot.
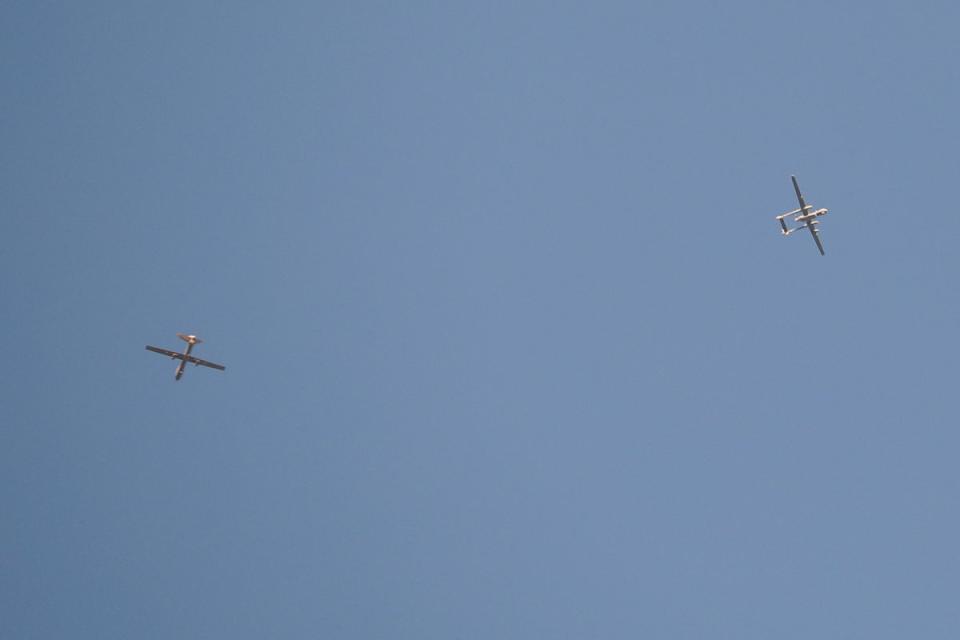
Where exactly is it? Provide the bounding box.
[184,355,226,371]
[146,345,185,360]
[807,222,825,255]
[791,175,808,211]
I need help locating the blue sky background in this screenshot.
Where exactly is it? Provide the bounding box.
[4,1,960,637]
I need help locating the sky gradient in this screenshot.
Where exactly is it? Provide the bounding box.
[4,2,960,637]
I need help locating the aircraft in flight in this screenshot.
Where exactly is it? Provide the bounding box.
[145,333,226,381]
[775,175,829,255]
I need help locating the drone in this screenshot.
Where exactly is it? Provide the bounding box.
[775,176,829,255]
[146,333,225,381]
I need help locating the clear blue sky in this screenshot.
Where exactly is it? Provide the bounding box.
[4,1,960,637]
